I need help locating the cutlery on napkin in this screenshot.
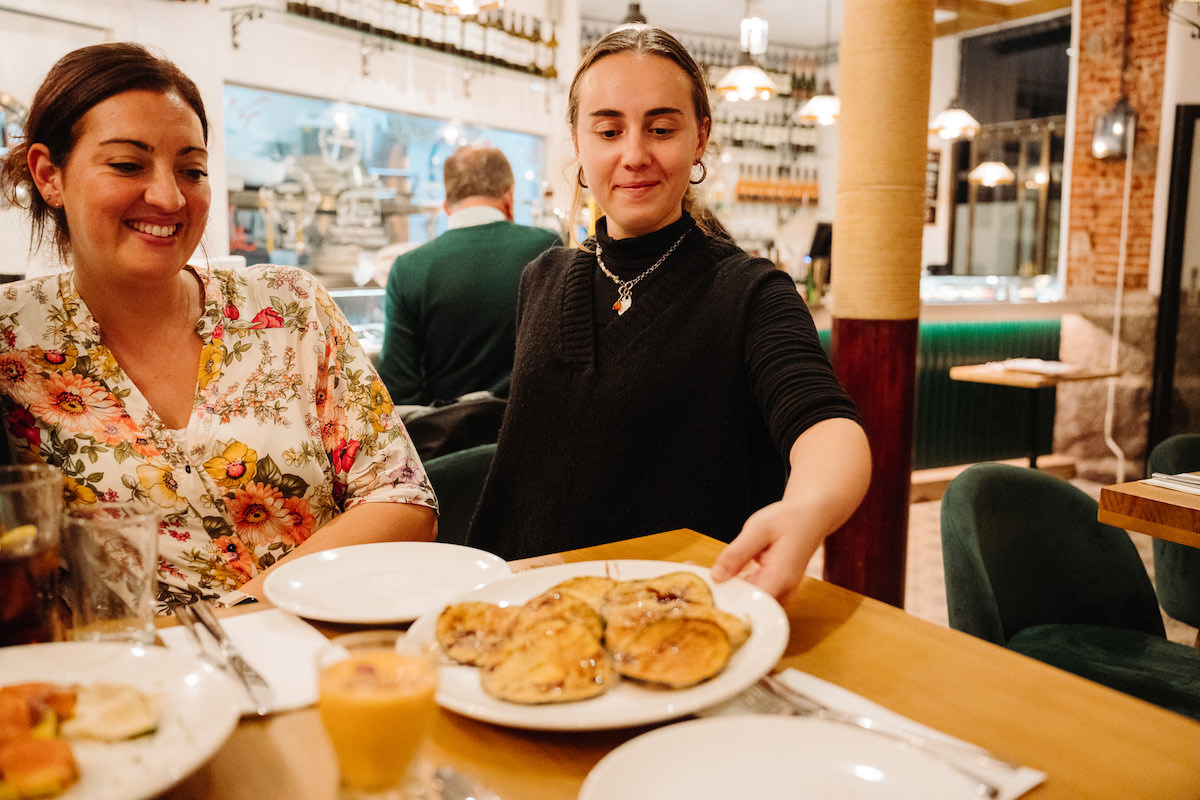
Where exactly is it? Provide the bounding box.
[160,608,330,716]
[702,668,1047,800]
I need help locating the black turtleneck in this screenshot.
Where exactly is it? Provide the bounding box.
[590,214,698,320]
[467,216,860,560]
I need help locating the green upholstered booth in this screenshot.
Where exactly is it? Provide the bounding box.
[422,443,496,546]
[940,463,1200,721]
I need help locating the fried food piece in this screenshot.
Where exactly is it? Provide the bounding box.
[604,603,750,653]
[59,683,159,742]
[546,576,618,612]
[436,601,521,666]
[481,619,614,704]
[599,571,715,619]
[608,617,732,688]
[0,738,78,799]
[511,591,604,642]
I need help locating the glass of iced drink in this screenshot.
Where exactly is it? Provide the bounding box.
[317,630,440,799]
[0,464,64,647]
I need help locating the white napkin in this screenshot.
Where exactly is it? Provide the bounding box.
[159,608,329,715]
[703,668,1046,800]
[1143,476,1200,496]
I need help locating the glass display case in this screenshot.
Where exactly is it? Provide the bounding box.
[223,83,553,288]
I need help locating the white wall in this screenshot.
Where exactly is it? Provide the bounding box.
[0,0,574,276]
[1149,17,1200,295]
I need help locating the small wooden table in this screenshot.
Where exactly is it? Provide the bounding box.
[161,529,1200,800]
[1098,477,1200,548]
[949,362,1120,467]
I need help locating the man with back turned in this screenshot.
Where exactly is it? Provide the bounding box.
[379,143,561,407]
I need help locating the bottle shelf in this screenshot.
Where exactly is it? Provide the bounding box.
[229,2,559,79]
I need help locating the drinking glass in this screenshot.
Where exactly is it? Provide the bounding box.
[0,463,64,647]
[62,502,160,645]
[317,630,440,799]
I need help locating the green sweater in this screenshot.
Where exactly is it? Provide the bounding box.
[379,220,561,405]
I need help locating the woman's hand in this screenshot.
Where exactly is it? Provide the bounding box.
[710,418,871,602]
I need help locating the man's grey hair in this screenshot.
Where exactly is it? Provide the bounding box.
[443,143,514,206]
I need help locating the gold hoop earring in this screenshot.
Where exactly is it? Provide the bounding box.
[690,161,708,185]
[576,169,588,189]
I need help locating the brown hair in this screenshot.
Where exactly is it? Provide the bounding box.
[565,27,727,246]
[443,143,514,207]
[0,42,209,262]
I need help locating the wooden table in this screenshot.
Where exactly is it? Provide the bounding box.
[162,530,1200,800]
[1098,477,1200,548]
[949,363,1120,468]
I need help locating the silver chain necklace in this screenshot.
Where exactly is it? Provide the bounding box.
[595,229,690,315]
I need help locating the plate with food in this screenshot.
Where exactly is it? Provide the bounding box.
[406,560,789,730]
[263,541,511,624]
[578,715,983,799]
[0,642,241,800]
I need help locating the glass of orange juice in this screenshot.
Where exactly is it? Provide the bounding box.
[317,630,440,799]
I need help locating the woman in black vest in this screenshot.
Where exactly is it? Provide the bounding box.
[466,27,871,602]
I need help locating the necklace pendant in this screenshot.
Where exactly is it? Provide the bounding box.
[614,296,632,315]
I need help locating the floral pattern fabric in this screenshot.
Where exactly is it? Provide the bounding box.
[0,264,436,611]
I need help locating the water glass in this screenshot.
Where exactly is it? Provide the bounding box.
[317,630,440,799]
[62,502,159,645]
[0,464,65,647]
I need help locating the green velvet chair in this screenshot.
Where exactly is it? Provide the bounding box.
[941,462,1200,720]
[422,443,496,546]
[1146,434,1200,636]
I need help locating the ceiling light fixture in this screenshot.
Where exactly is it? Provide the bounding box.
[968,160,1015,187]
[715,5,777,102]
[930,100,981,140]
[419,0,503,16]
[929,30,979,139]
[796,0,838,125]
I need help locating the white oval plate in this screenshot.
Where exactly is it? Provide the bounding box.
[579,716,981,800]
[263,541,511,623]
[0,642,241,800]
[406,559,789,731]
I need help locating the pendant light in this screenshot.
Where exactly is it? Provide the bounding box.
[795,0,839,125]
[930,101,981,140]
[967,160,1015,187]
[715,4,777,103]
[968,136,1014,187]
[929,31,980,140]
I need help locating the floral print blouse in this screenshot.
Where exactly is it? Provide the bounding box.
[0,264,437,611]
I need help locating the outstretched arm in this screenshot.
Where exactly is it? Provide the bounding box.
[710,417,871,601]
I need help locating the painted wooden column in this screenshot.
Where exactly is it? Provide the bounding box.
[822,0,933,606]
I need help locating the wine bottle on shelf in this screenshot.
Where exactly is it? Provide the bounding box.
[462,13,485,61]
[543,23,559,79]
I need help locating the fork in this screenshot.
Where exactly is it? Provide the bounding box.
[743,674,1018,798]
[174,603,273,716]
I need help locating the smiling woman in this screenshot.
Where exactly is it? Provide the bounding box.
[465,27,871,604]
[0,42,436,612]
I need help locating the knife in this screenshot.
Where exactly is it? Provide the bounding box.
[186,601,274,716]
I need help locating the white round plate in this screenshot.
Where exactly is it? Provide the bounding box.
[579,716,981,800]
[263,541,511,623]
[0,642,241,800]
[406,559,789,731]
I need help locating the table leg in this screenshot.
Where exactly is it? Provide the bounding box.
[1028,388,1040,468]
